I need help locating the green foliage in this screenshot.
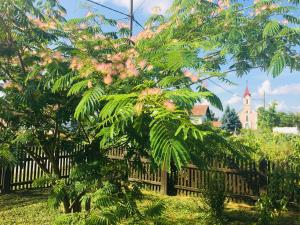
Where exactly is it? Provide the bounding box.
[203,173,226,224]
[236,129,300,164]
[221,106,242,134]
[258,103,300,130]
[256,166,300,225]
[257,103,280,130]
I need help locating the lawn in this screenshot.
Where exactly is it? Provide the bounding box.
[0,190,299,225]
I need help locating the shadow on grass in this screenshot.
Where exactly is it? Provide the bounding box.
[225,208,300,225]
[0,189,49,212]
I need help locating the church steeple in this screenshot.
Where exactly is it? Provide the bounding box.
[244,82,251,97]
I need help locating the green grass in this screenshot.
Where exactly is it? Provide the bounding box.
[0,190,299,225]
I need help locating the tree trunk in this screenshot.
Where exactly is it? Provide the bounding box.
[72,198,82,213]
[63,195,71,213]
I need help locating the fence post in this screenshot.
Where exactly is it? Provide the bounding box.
[2,167,12,194]
[160,168,168,195]
[258,159,268,195]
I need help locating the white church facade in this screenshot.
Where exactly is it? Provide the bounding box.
[238,84,258,130]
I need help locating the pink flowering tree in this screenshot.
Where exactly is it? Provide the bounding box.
[1,0,300,218]
[64,0,300,171]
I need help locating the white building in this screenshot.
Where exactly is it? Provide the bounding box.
[273,127,300,135]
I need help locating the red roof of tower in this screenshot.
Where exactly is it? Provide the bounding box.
[244,84,251,97]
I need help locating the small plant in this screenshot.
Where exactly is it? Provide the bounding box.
[203,173,226,224]
[256,167,292,225]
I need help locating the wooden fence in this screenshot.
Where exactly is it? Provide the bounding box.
[0,146,79,193]
[0,147,299,204]
[107,148,266,202]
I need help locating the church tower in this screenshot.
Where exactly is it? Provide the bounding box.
[238,83,257,129]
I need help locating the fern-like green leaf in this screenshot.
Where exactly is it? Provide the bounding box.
[74,85,104,119]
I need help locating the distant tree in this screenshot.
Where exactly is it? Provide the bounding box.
[209,109,219,121]
[277,112,295,127]
[257,103,280,130]
[221,106,242,134]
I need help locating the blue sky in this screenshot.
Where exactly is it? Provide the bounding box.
[60,0,300,117]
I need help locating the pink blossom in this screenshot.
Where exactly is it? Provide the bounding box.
[3,81,13,89]
[269,4,278,9]
[120,73,127,80]
[70,57,79,70]
[190,75,198,83]
[116,64,125,71]
[136,30,155,41]
[47,21,56,29]
[87,80,93,88]
[282,19,289,25]
[111,53,123,62]
[79,23,87,29]
[53,51,64,61]
[156,23,170,33]
[164,100,176,112]
[184,70,193,78]
[134,103,144,114]
[140,88,161,96]
[146,65,154,71]
[103,75,113,85]
[117,21,129,29]
[95,63,112,74]
[127,67,139,77]
[261,5,267,10]
[86,11,94,17]
[139,60,147,69]
[151,6,161,15]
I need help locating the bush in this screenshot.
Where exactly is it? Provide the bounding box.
[203,173,226,224]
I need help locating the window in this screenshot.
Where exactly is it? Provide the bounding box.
[246,99,249,104]
[246,115,249,122]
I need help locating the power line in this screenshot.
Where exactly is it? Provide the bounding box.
[86,0,129,17]
[208,79,264,102]
[86,0,145,35]
[134,0,146,13]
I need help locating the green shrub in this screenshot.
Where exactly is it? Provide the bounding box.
[203,173,226,224]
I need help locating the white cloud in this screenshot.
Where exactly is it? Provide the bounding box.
[258,80,300,96]
[258,80,272,96]
[271,84,300,95]
[276,101,288,112]
[97,0,173,14]
[226,95,242,105]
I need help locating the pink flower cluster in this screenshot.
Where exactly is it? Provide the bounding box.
[163,100,176,112]
[29,17,57,30]
[70,57,83,70]
[134,102,144,114]
[151,6,162,15]
[140,88,162,97]
[254,1,278,15]
[217,0,230,12]
[183,70,198,83]
[3,81,22,91]
[117,21,129,30]
[131,29,155,42]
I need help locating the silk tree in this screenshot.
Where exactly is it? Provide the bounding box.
[62,0,300,171]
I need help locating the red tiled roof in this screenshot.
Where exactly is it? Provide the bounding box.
[191,104,209,116]
[212,121,222,128]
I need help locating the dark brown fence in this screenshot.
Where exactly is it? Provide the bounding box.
[0,146,79,193]
[0,147,299,204]
[107,149,264,201]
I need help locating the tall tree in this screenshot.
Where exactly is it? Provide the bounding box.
[257,103,280,130]
[221,106,242,133]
